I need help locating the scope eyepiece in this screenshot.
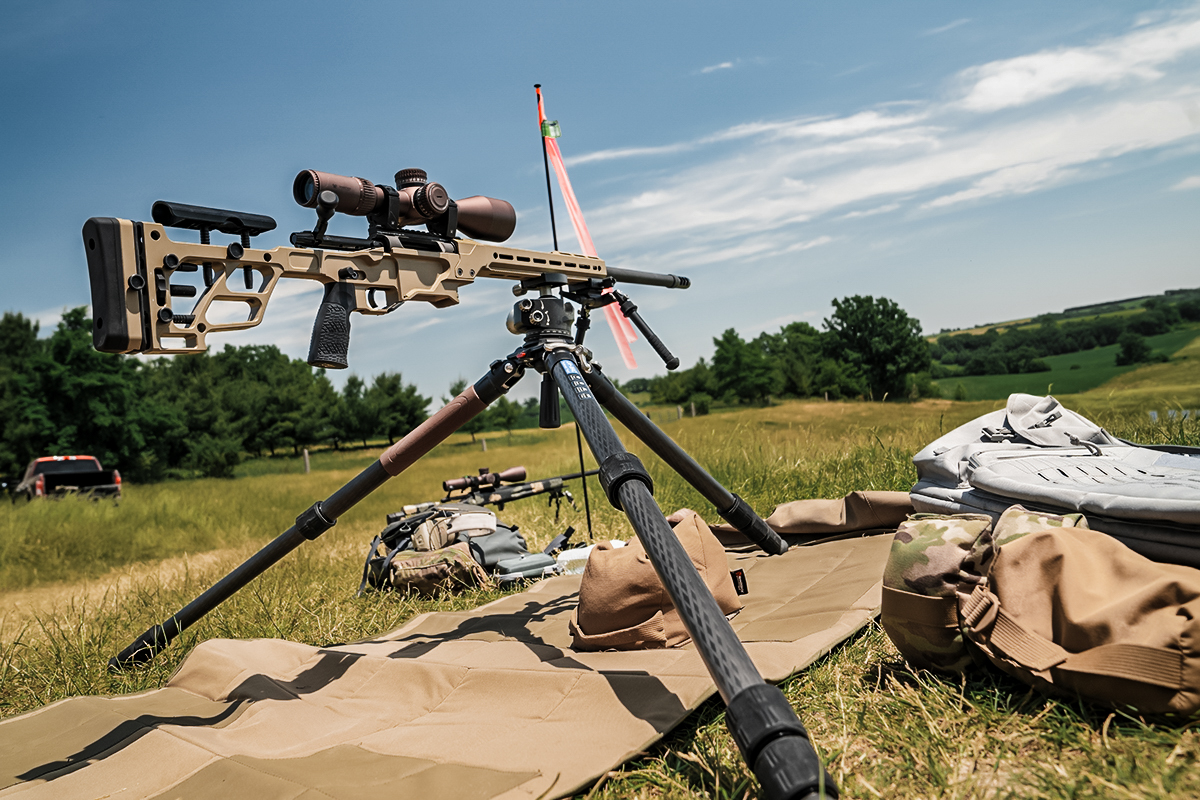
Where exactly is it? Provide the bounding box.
[293,170,383,216]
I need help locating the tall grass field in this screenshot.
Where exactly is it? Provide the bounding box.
[2,363,1199,798]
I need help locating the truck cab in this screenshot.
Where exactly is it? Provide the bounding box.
[15,456,122,501]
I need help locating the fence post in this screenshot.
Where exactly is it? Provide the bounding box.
[303,448,310,474]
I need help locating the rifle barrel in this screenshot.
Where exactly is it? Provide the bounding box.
[605,266,690,290]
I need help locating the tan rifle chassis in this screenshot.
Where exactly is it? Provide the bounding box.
[85,219,606,355]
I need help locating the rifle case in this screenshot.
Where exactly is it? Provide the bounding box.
[910,393,1200,567]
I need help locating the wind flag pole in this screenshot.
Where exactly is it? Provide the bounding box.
[534,84,639,369]
[534,85,559,253]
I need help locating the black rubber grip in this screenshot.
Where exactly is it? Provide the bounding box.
[727,685,837,799]
[308,282,355,368]
[627,307,680,370]
[724,494,789,555]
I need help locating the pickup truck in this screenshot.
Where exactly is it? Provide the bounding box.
[14,456,122,501]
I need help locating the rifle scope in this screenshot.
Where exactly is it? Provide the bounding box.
[443,465,526,492]
[293,169,517,243]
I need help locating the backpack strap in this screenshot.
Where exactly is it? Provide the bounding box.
[881,586,958,628]
[960,585,1184,689]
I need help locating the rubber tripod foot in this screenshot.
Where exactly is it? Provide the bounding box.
[755,734,839,800]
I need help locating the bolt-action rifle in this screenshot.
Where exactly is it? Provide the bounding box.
[87,166,836,800]
[84,167,685,367]
[394,465,598,519]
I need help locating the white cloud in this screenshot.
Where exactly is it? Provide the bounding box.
[924,19,969,36]
[558,10,1200,270]
[840,203,901,220]
[701,61,735,74]
[564,142,693,167]
[1171,174,1200,189]
[783,235,834,253]
[956,13,1200,111]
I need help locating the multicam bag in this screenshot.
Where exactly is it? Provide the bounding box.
[360,502,542,594]
[362,541,490,598]
[882,506,1200,716]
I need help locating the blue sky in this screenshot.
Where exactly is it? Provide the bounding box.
[3,1,1199,400]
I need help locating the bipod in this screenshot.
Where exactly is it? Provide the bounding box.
[110,272,836,800]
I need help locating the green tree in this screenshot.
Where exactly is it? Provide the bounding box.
[367,372,430,444]
[756,322,823,397]
[823,296,929,401]
[36,308,183,480]
[711,328,776,404]
[487,396,521,438]
[294,371,340,451]
[334,374,379,447]
[1115,332,1152,366]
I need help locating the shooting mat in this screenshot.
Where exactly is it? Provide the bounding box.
[0,534,891,800]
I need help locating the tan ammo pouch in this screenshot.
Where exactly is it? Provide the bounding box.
[385,542,490,597]
[411,511,497,552]
[569,510,742,651]
[883,506,1200,716]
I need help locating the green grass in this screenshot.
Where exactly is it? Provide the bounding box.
[934,326,1200,401]
[2,396,1198,798]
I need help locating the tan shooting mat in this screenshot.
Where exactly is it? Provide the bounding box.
[0,534,891,800]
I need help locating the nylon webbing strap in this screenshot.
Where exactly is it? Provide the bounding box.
[1061,644,1184,689]
[961,585,1185,689]
[881,586,959,628]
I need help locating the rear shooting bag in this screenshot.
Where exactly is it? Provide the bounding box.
[881,506,1200,716]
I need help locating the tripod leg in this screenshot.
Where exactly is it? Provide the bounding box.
[546,352,835,800]
[111,373,515,670]
[584,365,788,555]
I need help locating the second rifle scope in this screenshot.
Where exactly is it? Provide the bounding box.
[293,168,517,243]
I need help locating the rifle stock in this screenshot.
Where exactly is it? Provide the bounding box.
[85,219,611,358]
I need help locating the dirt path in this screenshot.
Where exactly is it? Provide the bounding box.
[0,533,373,643]
[0,548,239,640]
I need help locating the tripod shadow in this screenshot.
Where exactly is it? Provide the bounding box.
[12,590,688,785]
[375,593,688,732]
[15,702,245,783]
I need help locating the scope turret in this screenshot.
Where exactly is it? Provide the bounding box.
[293,169,516,243]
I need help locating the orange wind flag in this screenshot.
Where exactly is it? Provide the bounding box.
[536,86,639,369]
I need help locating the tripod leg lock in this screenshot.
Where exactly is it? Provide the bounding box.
[726,684,838,800]
[295,501,336,541]
[598,452,653,511]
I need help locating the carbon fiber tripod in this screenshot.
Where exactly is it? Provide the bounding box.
[110,271,837,800]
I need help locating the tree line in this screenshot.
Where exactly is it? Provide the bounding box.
[0,307,588,483]
[623,295,934,408]
[931,297,1200,377]
[0,307,435,482]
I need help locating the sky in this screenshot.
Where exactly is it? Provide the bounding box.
[3,1,1199,401]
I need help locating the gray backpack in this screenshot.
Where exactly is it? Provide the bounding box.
[910,393,1200,567]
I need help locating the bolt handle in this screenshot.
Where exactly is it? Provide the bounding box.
[312,190,339,243]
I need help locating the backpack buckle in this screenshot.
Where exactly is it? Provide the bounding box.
[960,585,1000,632]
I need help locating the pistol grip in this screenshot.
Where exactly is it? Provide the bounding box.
[308,282,355,368]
